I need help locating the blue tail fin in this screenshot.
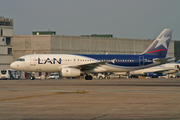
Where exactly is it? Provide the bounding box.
[176,60,180,63]
[142,29,173,58]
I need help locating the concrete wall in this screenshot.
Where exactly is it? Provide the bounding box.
[0,46,7,54]
[13,35,51,61]
[0,37,6,45]
[0,55,13,70]
[51,35,174,57]
[167,41,174,57]
[0,65,12,70]
[0,55,13,64]
[2,29,13,36]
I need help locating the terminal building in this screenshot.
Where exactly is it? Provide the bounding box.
[0,16,13,69]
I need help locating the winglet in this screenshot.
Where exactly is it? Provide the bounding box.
[142,29,173,58]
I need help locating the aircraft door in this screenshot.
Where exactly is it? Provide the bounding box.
[30,54,36,66]
[139,56,144,66]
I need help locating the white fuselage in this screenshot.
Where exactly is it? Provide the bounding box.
[10,54,162,73]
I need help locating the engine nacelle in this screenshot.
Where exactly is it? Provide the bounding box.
[61,68,80,77]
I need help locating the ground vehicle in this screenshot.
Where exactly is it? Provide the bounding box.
[49,73,59,79]
[97,73,110,79]
[0,69,20,80]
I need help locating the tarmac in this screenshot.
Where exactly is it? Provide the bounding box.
[0,78,180,120]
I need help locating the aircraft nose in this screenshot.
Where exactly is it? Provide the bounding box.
[10,62,16,69]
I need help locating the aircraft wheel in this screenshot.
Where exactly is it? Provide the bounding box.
[31,76,35,80]
[85,75,92,80]
[89,75,92,80]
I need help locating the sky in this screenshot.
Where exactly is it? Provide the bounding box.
[1,0,180,40]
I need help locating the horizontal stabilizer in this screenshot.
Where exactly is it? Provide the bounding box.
[153,57,175,64]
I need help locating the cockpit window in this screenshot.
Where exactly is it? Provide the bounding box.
[17,58,25,61]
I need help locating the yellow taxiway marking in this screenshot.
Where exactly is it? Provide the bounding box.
[0,90,90,101]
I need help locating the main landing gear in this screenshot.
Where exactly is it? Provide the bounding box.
[85,74,92,80]
[31,72,35,80]
[31,76,35,80]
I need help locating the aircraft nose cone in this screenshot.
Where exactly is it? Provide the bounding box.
[10,62,16,69]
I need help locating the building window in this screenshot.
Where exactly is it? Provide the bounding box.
[0,29,2,36]
[6,37,11,45]
[8,48,12,54]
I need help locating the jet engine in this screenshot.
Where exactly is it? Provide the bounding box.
[61,68,80,77]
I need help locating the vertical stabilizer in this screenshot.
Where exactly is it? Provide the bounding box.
[142,29,173,58]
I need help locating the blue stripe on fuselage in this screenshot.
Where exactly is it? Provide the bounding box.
[75,54,157,67]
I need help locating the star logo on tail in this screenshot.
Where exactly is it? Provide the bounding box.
[155,35,170,49]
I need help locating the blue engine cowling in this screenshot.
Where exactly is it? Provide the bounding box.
[147,72,163,78]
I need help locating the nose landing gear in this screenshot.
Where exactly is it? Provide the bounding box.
[31,72,35,80]
[31,76,35,80]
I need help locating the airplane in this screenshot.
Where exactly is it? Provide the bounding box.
[114,60,180,78]
[10,29,174,80]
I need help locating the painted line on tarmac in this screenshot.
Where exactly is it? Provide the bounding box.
[0,113,179,116]
[0,90,90,101]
